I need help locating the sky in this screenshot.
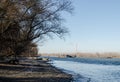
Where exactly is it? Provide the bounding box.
[38,0,120,53]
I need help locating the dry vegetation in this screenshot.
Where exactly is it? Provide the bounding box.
[40,52,120,58]
[0,0,72,59]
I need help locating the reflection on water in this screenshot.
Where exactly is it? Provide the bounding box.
[51,57,120,82]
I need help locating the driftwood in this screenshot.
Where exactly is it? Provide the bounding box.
[8,59,19,64]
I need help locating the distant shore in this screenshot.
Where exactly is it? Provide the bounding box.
[0,58,73,82]
[39,52,120,58]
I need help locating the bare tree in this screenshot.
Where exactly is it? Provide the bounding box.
[0,0,73,60]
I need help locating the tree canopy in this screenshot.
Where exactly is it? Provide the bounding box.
[0,0,73,58]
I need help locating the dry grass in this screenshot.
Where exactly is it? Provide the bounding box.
[40,52,120,58]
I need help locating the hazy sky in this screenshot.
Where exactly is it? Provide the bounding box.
[38,0,120,53]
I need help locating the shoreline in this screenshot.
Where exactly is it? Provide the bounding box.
[50,58,90,82]
[0,58,73,82]
[39,52,120,58]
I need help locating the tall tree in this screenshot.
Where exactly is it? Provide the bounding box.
[0,0,73,58]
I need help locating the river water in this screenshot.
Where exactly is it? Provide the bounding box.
[50,57,120,82]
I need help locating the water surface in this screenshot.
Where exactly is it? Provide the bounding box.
[50,57,120,82]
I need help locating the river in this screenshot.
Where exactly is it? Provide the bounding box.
[49,57,120,82]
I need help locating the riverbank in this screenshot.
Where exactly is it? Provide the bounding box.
[40,52,120,58]
[0,58,73,82]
